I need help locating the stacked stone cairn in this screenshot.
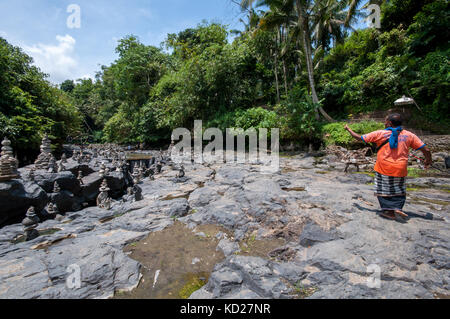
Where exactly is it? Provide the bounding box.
[77,170,84,185]
[83,153,91,163]
[132,166,141,184]
[34,134,55,170]
[46,202,56,218]
[131,169,143,202]
[22,206,40,241]
[97,179,112,210]
[115,160,122,172]
[168,139,175,158]
[53,181,61,193]
[99,162,106,178]
[0,137,19,182]
[57,161,65,173]
[48,157,57,173]
[28,168,35,181]
[61,153,67,164]
[78,151,84,163]
[46,201,63,220]
[177,165,185,178]
[123,187,135,203]
[147,167,155,180]
[155,162,162,174]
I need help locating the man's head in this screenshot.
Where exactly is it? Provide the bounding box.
[385,113,403,128]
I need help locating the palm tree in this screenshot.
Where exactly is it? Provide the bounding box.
[230,8,262,36]
[313,0,352,50]
[263,1,296,98]
[239,0,368,122]
[259,1,292,100]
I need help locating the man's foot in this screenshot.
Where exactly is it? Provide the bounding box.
[394,210,408,217]
[380,211,396,220]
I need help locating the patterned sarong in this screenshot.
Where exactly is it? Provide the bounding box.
[377,196,406,211]
[374,172,406,197]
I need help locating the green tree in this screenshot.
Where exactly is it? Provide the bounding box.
[406,0,449,57]
[150,24,263,130]
[239,0,367,122]
[0,37,81,161]
[60,79,75,93]
[381,0,435,32]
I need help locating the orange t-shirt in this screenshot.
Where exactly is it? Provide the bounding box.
[362,129,426,177]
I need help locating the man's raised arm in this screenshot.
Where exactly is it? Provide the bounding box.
[420,146,432,169]
[344,124,363,142]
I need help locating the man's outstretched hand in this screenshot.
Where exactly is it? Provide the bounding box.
[345,124,363,142]
[420,146,433,169]
[424,158,432,169]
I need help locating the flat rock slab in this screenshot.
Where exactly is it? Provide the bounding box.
[0,154,449,299]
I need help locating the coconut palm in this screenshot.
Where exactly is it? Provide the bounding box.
[239,0,370,122]
[230,8,263,36]
[259,1,295,100]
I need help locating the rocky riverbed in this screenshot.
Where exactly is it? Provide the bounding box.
[0,152,449,299]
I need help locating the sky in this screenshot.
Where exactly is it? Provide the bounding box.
[0,1,374,85]
[0,0,247,84]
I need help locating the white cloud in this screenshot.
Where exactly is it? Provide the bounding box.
[23,34,79,83]
[0,30,7,38]
[138,8,154,20]
[78,74,94,82]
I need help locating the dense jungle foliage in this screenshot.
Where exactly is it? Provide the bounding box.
[1,0,448,159]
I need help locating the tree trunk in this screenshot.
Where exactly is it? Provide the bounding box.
[297,2,334,122]
[301,28,320,120]
[273,33,280,103]
[282,59,288,97]
[281,25,289,96]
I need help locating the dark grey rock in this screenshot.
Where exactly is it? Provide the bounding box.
[203,256,292,299]
[0,180,48,226]
[188,187,220,208]
[189,287,214,299]
[297,156,316,169]
[167,198,189,218]
[217,238,240,256]
[299,222,339,247]
[1,156,449,300]
[81,172,126,203]
[206,266,244,296]
[189,199,248,230]
[215,167,247,186]
[64,160,95,177]
[35,171,81,195]
[48,190,77,213]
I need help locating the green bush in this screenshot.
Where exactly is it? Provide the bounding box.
[274,86,323,143]
[322,121,384,148]
[92,130,104,143]
[234,107,279,131]
[205,111,238,131]
[205,107,280,138]
[102,108,136,144]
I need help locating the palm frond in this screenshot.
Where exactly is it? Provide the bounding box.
[344,0,364,27]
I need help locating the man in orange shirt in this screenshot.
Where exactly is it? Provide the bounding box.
[345,113,432,220]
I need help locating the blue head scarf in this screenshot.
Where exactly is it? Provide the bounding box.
[385,127,403,149]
